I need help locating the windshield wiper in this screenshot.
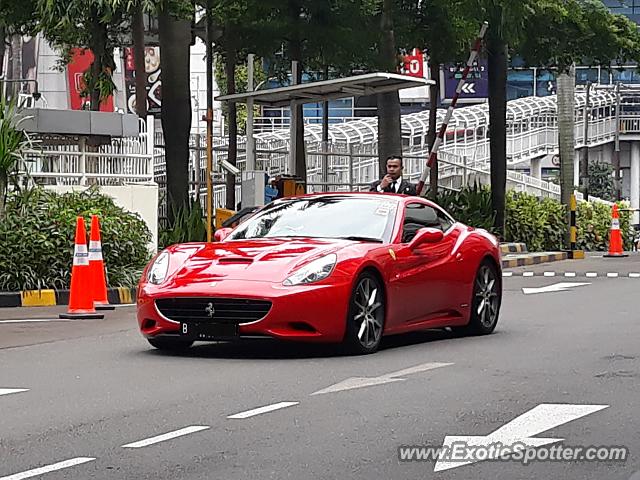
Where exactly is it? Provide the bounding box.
[337,236,383,243]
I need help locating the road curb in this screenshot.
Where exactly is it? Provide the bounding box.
[501,252,569,268]
[500,243,528,254]
[0,288,136,308]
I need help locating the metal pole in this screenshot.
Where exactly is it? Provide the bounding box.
[288,61,299,175]
[246,53,256,171]
[614,82,622,201]
[205,0,214,242]
[416,21,489,196]
[322,65,329,192]
[582,81,591,198]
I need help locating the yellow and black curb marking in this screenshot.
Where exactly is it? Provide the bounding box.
[501,252,569,269]
[568,194,585,259]
[500,243,528,254]
[0,288,136,308]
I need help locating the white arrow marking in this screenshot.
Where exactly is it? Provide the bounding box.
[0,388,29,396]
[522,282,590,295]
[434,403,608,472]
[310,362,452,395]
[461,83,476,94]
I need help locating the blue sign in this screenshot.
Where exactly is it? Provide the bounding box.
[442,59,489,103]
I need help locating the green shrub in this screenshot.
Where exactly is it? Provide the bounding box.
[438,185,632,252]
[0,187,152,291]
[159,198,207,249]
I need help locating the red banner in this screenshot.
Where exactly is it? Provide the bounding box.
[66,48,114,111]
[402,49,425,79]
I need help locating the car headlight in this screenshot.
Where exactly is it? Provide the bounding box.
[147,251,170,284]
[283,253,337,286]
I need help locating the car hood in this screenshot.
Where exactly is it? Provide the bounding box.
[162,238,357,286]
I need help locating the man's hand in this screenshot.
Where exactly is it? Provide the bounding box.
[380,174,393,189]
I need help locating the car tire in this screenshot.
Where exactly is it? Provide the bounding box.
[147,337,194,351]
[343,272,386,354]
[457,259,501,336]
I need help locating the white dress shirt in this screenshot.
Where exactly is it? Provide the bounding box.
[377,177,402,193]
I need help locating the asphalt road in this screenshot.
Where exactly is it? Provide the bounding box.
[1,256,639,479]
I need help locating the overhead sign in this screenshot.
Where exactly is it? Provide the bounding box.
[441,59,488,103]
[434,403,609,471]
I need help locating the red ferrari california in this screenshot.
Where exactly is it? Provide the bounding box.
[137,192,502,354]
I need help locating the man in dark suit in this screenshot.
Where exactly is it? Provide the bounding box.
[369,155,417,195]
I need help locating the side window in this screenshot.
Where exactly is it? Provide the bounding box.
[402,203,441,242]
[402,203,455,242]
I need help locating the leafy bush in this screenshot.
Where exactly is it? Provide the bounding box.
[0,187,152,291]
[159,199,207,249]
[437,185,632,252]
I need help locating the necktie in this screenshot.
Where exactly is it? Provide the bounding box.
[391,181,396,192]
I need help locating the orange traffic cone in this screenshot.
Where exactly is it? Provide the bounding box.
[59,217,104,319]
[89,215,115,310]
[604,204,629,258]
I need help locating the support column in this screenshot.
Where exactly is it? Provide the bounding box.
[531,157,542,180]
[631,142,640,225]
[574,150,580,188]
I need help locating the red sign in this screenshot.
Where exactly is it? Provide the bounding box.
[66,48,114,111]
[402,49,425,78]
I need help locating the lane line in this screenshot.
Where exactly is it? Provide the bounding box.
[630,273,640,278]
[0,457,95,480]
[0,319,74,324]
[502,272,513,277]
[228,401,299,419]
[586,272,598,278]
[523,272,534,277]
[607,272,619,278]
[564,272,576,277]
[543,272,555,277]
[121,426,209,448]
[0,389,29,397]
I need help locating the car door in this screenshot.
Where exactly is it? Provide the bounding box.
[390,202,459,324]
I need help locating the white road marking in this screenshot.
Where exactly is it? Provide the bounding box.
[502,272,513,277]
[630,273,640,278]
[586,272,598,277]
[607,272,619,278]
[522,282,590,295]
[121,426,209,448]
[227,402,299,419]
[564,272,576,277]
[434,404,609,472]
[543,272,555,277]
[0,457,95,480]
[523,271,534,277]
[0,389,29,397]
[311,362,453,395]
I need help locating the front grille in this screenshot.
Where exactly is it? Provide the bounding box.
[155,297,272,324]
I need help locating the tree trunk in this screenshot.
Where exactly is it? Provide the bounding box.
[377,0,401,176]
[132,2,148,117]
[10,35,21,98]
[0,27,6,79]
[288,0,306,183]
[225,48,238,210]
[427,60,440,200]
[89,7,106,111]
[158,3,192,223]
[557,64,576,249]
[487,35,507,239]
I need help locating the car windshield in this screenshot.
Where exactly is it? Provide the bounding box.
[226,195,398,242]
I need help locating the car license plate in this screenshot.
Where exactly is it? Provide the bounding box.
[180,322,238,339]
